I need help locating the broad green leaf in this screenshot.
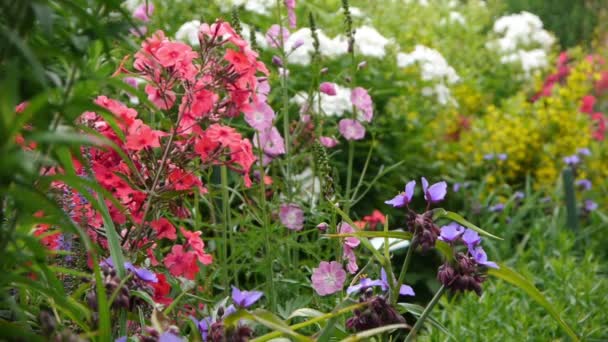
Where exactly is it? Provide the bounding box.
[434,209,502,240]
[340,323,408,341]
[226,309,311,342]
[488,265,579,341]
[287,308,325,321]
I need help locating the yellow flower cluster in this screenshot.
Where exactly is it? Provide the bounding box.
[432,58,601,192]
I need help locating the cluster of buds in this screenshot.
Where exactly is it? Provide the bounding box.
[86,259,156,323]
[346,290,406,332]
[407,211,441,251]
[437,252,486,296]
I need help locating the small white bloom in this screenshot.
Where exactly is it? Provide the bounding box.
[175,20,201,46]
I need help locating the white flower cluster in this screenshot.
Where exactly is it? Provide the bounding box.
[218,0,276,15]
[489,11,555,76]
[396,45,460,105]
[291,84,353,117]
[175,20,267,49]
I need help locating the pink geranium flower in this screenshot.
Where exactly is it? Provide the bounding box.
[351,87,373,122]
[338,222,360,274]
[244,100,275,131]
[338,119,365,140]
[279,203,304,230]
[311,261,346,296]
[319,82,337,96]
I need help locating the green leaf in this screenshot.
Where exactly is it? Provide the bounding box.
[324,231,413,240]
[93,259,111,341]
[226,309,311,342]
[488,265,579,341]
[398,303,453,339]
[287,308,325,321]
[340,324,409,341]
[434,209,503,240]
[434,240,454,262]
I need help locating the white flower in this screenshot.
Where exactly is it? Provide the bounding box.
[240,23,269,49]
[218,0,275,15]
[353,26,390,58]
[292,168,322,204]
[449,11,466,25]
[291,84,353,117]
[492,11,555,53]
[500,49,548,75]
[284,28,316,65]
[123,0,142,12]
[397,45,460,84]
[175,20,201,46]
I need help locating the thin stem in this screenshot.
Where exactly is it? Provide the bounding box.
[394,237,416,305]
[404,285,446,342]
[344,140,355,214]
[220,165,231,293]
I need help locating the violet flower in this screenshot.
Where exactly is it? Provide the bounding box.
[488,203,505,213]
[461,229,481,249]
[576,179,592,191]
[244,100,275,131]
[471,246,498,269]
[563,155,580,166]
[231,286,264,308]
[514,191,525,200]
[159,332,183,342]
[385,180,416,208]
[124,262,158,283]
[577,147,591,156]
[254,126,285,157]
[584,200,598,212]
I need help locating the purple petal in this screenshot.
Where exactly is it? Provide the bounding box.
[399,284,415,296]
[426,181,447,203]
[462,229,481,247]
[421,177,429,195]
[115,337,127,342]
[132,267,158,283]
[346,283,364,295]
[159,332,183,342]
[472,246,499,269]
[224,304,237,317]
[404,180,416,203]
[439,222,464,242]
[385,193,407,208]
[232,286,263,308]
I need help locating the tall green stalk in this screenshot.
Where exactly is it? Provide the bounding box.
[220,165,231,293]
[394,238,416,305]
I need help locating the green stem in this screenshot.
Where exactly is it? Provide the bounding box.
[404,285,446,342]
[344,140,355,214]
[394,238,416,305]
[220,165,231,293]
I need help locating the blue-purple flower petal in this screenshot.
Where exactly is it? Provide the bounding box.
[232,286,264,308]
[439,222,465,242]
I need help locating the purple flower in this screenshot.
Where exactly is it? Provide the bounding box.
[462,229,481,249]
[319,82,337,96]
[471,246,498,269]
[319,136,339,148]
[292,39,305,50]
[284,0,296,28]
[244,100,275,131]
[351,87,373,122]
[257,78,271,102]
[124,262,158,283]
[346,278,386,295]
[380,269,415,296]
[439,222,465,242]
[514,191,525,200]
[159,332,183,342]
[338,119,365,140]
[265,24,290,48]
[311,261,346,296]
[279,203,304,230]
[497,153,508,161]
[421,177,447,204]
[385,180,416,208]
[115,337,127,342]
[488,203,505,213]
[453,183,462,192]
[576,179,592,191]
[483,153,494,160]
[133,3,154,22]
[232,286,264,308]
[577,148,591,156]
[198,317,213,341]
[254,126,285,157]
[584,200,598,212]
[563,155,580,166]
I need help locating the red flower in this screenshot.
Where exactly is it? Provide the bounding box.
[167,168,207,194]
[155,41,197,68]
[152,273,173,305]
[180,227,213,265]
[580,95,596,115]
[362,210,387,231]
[145,84,176,110]
[164,244,199,279]
[591,112,606,141]
[150,218,177,240]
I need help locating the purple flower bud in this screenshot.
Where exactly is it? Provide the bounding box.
[272,55,284,67]
[584,200,598,212]
[316,222,329,232]
[453,183,462,192]
[563,155,580,166]
[497,153,508,161]
[577,147,591,156]
[292,39,305,50]
[483,153,495,160]
[488,203,505,213]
